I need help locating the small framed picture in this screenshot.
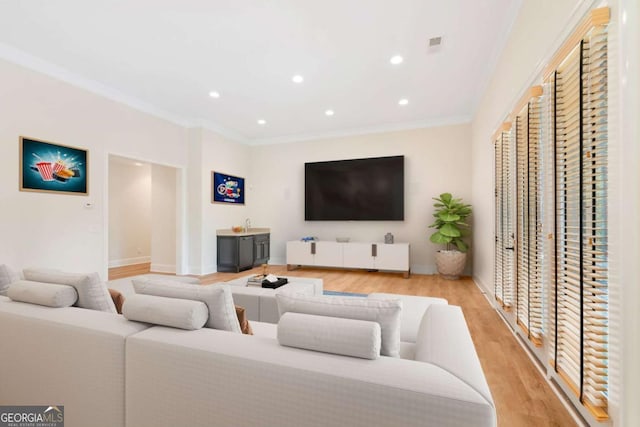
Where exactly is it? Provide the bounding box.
[212,171,245,205]
[20,136,88,195]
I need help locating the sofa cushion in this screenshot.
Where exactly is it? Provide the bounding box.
[132,277,241,333]
[368,293,448,343]
[23,268,116,313]
[276,293,402,357]
[0,264,20,296]
[7,280,78,308]
[278,312,381,360]
[123,294,208,330]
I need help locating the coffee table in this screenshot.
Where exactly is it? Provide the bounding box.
[225,275,323,323]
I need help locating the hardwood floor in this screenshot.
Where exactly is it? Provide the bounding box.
[109,263,578,427]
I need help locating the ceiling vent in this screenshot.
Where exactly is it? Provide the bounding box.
[429,36,442,47]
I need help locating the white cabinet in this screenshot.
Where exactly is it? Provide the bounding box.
[286,241,314,266]
[285,241,343,267]
[374,243,409,271]
[343,243,375,269]
[313,242,343,267]
[287,241,410,277]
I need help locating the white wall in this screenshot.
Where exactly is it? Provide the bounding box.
[151,163,178,273]
[186,128,251,275]
[108,158,151,266]
[201,129,251,274]
[247,124,472,274]
[0,58,188,278]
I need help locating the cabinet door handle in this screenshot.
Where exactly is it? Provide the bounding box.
[372,244,377,257]
[311,242,316,255]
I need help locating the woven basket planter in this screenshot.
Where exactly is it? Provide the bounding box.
[435,250,467,280]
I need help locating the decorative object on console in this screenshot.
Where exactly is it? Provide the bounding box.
[211,171,245,205]
[428,193,472,280]
[335,237,350,242]
[20,136,88,195]
[384,233,394,244]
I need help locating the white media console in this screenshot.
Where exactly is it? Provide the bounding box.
[286,241,410,278]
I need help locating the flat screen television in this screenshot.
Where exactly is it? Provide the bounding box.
[305,155,404,221]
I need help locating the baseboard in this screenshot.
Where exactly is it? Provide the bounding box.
[410,264,437,275]
[472,275,493,296]
[150,263,176,274]
[268,257,286,266]
[108,256,151,268]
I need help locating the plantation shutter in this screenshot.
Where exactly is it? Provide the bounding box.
[515,94,544,346]
[515,107,530,327]
[549,19,609,420]
[494,128,514,309]
[580,24,608,418]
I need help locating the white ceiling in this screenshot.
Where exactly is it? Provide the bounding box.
[0,0,521,144]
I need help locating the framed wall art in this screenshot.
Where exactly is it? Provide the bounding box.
[212,171,245,205]
[20,136,88,195]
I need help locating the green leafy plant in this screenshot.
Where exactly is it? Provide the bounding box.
[428,193,472,252]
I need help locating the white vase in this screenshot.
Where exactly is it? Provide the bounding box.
[435,250,467,280]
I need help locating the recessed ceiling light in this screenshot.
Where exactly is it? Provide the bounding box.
[325,109,334,116]
[390,55,403,65]
[292,75,304,83]
[209,91,220,98]
[257,119,267,125]
[398,98,409,106]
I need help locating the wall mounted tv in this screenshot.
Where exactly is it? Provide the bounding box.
[305,155,404,221]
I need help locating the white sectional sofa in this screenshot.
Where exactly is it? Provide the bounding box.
[0,296,148,427]
[0,284,496,426]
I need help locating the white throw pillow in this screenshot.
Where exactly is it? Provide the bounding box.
[22,268,116,313]
[278,312,381,360]
[132,277,241,333]
[276,293,402,357]
[8,280,78,308]
[0,264,20,296]
[122,294,209,330]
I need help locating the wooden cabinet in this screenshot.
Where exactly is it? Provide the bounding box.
[253,233,270,266]
[287,241,410,277]
[217,233,270,272]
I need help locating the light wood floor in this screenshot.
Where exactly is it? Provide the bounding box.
[109,263,578,427]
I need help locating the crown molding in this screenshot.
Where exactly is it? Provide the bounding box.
[0,43,470,147]
[186,119,248,144]
[246,115,472,146]
[0,42,191,127]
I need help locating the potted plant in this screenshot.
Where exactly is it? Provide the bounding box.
[428,193,472,280]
